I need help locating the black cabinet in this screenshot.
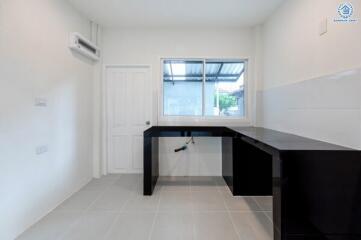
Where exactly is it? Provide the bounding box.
[143,126,361,240]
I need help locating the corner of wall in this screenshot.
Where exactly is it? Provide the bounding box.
[91,23,104,178]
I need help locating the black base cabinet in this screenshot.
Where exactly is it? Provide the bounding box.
[221,137,234,193]
[222,137,273,196]
[280,151,361,239]
[143,126,361,240]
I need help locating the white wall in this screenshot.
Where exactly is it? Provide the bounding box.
[258,0,361,149]
[102,27,258,176]
[0,1,94,239]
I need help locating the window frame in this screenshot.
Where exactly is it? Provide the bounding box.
[158,57,252,126]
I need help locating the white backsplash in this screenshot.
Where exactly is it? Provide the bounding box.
[257,69,361,149]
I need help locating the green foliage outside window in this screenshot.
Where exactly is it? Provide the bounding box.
[215,93,237,112]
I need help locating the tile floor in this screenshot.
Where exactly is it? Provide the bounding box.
[17,174,273,240]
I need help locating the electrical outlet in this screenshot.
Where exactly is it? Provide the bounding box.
[35,98,47,107]
[36,145,48,155]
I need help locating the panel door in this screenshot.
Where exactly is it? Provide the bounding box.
[106,66,152,173]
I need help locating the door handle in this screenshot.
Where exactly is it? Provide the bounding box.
[146,121,151,125]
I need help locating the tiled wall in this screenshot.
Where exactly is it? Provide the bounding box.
[257,69,361,149]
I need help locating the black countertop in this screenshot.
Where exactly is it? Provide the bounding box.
[229,127,356,151]
[146,126,358,151]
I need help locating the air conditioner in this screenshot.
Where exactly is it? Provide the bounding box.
[69,32,100,61]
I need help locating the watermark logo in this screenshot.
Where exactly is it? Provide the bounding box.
[335,2,357,22]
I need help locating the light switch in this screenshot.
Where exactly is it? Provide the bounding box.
[35,98,47,107]
[36,145,48,155]
[319,18,328,36]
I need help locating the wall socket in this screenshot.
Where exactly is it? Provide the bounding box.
[35,98,47,107]
[36,145,48,155]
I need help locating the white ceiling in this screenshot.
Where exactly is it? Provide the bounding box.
[68,0,285,28]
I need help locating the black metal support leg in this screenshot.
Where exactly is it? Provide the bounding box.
[222,137,235,193]
[143,136,159,195]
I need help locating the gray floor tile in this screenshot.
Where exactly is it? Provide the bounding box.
[189,176,217,185]
[213,176,227,186]
[264,211,273,222]
[193,212,239,240]
[105,212,155,240]
[60,211,117,240]
[160,184,191,192]
[230,211,273,240]
[112,174,142,191]
[90,189,133,211]
[158,176,190,191]
[158,176,191,184]
[253,196,273,211]
[150,212,194,240]
[189,176,222,192]
[191,190,226,211]
[81,175,120,191]
[55,190,101,211]
[16,211,82,240]
[221,189,260,211]
[123,191,160,213]
[158,190,193,212]
[17,174,274,240]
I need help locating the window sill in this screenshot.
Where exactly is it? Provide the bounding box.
[157,116,252,127]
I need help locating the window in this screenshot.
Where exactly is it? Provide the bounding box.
[163,60,203,116]
[162,59,246,118]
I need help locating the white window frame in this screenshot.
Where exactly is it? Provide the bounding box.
[158,57,253,126]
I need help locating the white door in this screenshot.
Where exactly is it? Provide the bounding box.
[106,66,152,173]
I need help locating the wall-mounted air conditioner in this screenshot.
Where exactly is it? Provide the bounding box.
[69,32,100,61]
